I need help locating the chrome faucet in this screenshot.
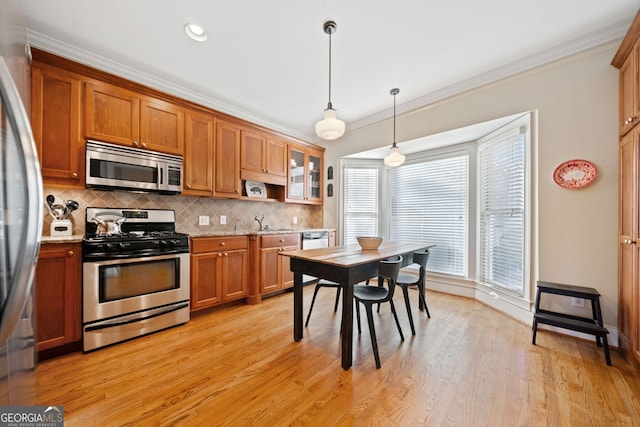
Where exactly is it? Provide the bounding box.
[255,215,265,231]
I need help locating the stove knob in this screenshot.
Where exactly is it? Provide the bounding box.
[119,242,129,249]
[160,240,168,246]
[104,243,115,250]
[170,239,180,246]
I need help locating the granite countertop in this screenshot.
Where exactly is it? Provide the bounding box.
[188,228,334,238]
[41,234,84,244]
[39,229,334,243]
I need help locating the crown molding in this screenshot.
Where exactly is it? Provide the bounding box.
[345,19,631,134]
[26,29,307,141]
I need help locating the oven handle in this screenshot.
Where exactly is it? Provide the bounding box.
[84,301,189,332]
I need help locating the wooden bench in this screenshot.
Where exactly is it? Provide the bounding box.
[532,281,611,366]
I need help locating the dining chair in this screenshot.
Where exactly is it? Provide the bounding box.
[305,278,341,326]
[354,255,404,368]
[396,248,431,335]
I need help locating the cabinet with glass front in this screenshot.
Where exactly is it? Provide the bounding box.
[287,145,322,204]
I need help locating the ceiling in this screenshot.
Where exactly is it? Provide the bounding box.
[21,0,639,145]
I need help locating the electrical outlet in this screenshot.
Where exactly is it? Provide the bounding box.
[572,297,585,307]
[293,216,298,224]
[198,216,209,226]
[220,215,227,225]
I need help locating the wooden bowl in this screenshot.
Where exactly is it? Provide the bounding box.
[356,236,383,250]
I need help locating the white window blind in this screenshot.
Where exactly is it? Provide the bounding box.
[343,167,379,246]
[478,127,525,296]
[387,155,468,276]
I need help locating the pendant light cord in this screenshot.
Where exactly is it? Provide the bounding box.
[393,91,396,145]
[327,28,333,109]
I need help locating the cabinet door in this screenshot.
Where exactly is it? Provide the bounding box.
[619,129,638,353]
[260,247,280,293]
[84,81,140,146]
[31,64,83,186]
[214,119,241,197]
[35,244,81,351]
[287,147,306,202]
[265,137,287,177]
[620,42,640,136]
[279,244,298,289]
[140,98,184,155]
[307,149,323,203]
[191,253,222,310]
[184,110,214,196]
[240,129,265,173]
[222,249,248,300]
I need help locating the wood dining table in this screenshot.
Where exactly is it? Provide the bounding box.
[283,241,431,370]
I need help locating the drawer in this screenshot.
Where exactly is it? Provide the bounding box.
[261,233,300,248]
[191,236,248,253]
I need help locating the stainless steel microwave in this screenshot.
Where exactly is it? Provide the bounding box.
[85,140,183,194]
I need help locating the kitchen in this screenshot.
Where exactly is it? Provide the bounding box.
[1,0,640,425]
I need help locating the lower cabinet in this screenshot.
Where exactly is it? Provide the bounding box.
[259,233,300,295]
[35,243,82,352]
[190,236,248,311]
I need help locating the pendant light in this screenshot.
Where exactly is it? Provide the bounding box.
[315,20,345,140]
[384,88,405,167]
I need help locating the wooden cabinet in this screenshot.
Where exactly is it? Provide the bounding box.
[214,119,242,198]
[619,128,640,360]
[614,10,640,368]
[190,236,248,311]
[84,81,184,155]
[31,62,83,187]
[619,40,640,136]
[34,243,81,352]
[286,145,323,204]
[183,109,214,196]
[240,129,287,185]
[259,233,300,294]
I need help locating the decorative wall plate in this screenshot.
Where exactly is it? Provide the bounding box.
[245,180,267,198]
[553,159,598,189]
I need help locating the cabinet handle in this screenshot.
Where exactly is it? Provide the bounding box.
[218,253,222,257]
[625,239,636,245]
[141,142,147,148]
[72,172,78,177]
[133,141,139,147]
[279,239,284,242]
[67,250,74,256]
[220,242,226,246]
[224,252,228,257]
[186,184,192,189]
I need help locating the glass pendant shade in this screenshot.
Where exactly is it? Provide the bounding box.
[315,107,345,140]
[384,88,405,167]
[384,143,405,167]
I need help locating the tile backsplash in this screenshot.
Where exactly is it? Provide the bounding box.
[43,186,323,236]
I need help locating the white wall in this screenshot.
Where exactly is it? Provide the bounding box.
[320,43,620,332]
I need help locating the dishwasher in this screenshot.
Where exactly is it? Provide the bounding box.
[301,231,329,283]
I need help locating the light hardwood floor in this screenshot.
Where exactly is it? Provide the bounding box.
[26,287,640,426]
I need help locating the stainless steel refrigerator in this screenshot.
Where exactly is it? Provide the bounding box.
[0,0,44,405]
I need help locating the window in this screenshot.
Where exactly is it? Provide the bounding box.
[343,166,379,246]
[478,126,526,296]
[387,155,468,276]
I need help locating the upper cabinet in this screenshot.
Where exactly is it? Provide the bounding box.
[84,81,184,155]
[619,40,640,136]
[31,62,84,187]
[287,145,323,204]
[31,49,324,204]
[183,109,214,196]
[240,129,287,185]
[214,118,242,198]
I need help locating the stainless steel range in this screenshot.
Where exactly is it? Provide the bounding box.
[82,207,190,352]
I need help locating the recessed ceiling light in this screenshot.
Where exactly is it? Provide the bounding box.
[184,23,207,42]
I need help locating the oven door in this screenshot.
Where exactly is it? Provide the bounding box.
[83,252,190,324]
